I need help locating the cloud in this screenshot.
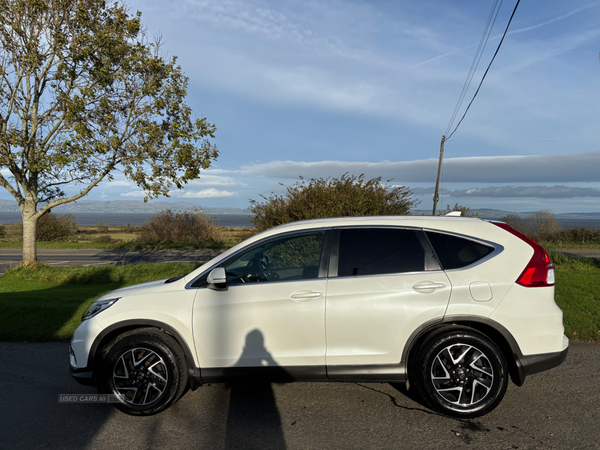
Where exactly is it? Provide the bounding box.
[240,151,600,183]
[412,185,600,199]
[170,188,238,198]
[506,1,600,36]
[417,2,600,67]
[120,190,146,197]
[186,174,243,187]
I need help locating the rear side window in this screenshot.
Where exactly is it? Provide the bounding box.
[337,228,425,277]
[426,232,494,270]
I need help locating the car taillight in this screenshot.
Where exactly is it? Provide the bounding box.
[492,222,555,287]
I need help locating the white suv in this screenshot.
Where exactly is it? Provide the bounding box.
[69,216,568,418]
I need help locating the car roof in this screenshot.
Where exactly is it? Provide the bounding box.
[266,215,483,233]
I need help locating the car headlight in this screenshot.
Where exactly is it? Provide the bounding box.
[82,298,120,321]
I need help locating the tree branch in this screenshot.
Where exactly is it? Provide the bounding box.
[0,172,24,205]
[38,158,121,218]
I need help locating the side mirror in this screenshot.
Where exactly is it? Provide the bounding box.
[207,267,227,290]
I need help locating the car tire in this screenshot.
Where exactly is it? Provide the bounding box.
[413,328,508,418]
[99,329,188,416]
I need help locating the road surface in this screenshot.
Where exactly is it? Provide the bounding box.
[0,248,226,274]
[0,342,598,449]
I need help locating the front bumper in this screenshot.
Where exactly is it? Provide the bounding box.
[69,364,96,386]
[69,318,102,387]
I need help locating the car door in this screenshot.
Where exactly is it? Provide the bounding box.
[325,227,451,378]
[192,230,330,379]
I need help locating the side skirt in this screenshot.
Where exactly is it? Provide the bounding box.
[200,364,406,383]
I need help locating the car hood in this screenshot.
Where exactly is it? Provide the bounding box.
[97,278,178,300]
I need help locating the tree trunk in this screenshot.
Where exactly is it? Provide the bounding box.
[21,204,39,263]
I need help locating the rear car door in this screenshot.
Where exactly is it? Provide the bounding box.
[325,227,451,378]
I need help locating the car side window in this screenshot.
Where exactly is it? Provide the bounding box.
[337,228,425,277]
[223,231,325,285]
[425,231,494,270]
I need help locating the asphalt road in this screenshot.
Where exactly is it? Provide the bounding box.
[0,248,226,274]
[0,342,598,449]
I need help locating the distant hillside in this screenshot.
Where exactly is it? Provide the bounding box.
[412,208,600,221]
[0,199,249,215]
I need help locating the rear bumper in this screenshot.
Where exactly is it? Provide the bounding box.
[521,345,569,377]
[513,335,569,385]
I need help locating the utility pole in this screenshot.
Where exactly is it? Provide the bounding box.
[432,135,446,215]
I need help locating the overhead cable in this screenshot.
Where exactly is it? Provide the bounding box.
[444,0,503,137]
[446,0,521,140]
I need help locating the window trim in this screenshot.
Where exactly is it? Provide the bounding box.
[186,228,333,289]
[328,226,435,278]
[422,228,504,272]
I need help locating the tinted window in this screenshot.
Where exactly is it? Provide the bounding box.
[426,232,494,270]
[337,228,425,277]
[223,231,325,284]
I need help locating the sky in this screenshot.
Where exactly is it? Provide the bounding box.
[5,0,600,213]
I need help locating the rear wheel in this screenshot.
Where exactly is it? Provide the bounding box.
[100,329,188,415]
[413,329,508,418]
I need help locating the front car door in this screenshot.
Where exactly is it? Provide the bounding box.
[192,229,331,381]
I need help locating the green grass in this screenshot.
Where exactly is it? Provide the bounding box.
[1,254,599,342]
[0,263,198,342]
[550,251,600,341]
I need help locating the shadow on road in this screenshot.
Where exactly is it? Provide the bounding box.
[225,329,288,449]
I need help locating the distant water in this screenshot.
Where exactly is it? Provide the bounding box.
[0,212,254,227]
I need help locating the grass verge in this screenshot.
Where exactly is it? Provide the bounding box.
[0,263,197,342]
[550,251,600,341]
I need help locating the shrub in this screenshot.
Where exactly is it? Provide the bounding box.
[250,174,418,232]
[539,227,600,245]
[438,203,480,217]
[523,210,560,239]
[137,209,221,243]
[96,222,109,233]
[500,214,525,233]
[0,224,6,239]
[36,213,78,241]
[501,210,560,241]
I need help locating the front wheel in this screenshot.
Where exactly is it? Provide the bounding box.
[100,329,188,416]
[413,329,508,418]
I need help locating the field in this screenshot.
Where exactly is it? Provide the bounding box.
[0,222,253,249]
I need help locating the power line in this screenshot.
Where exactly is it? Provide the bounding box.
[444,0,503,137]
[446,0,522,140]
[451,139,600,142]
[433,0,521,215]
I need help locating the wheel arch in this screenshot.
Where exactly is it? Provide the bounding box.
[88,320,202,390]
[403,316,526,386]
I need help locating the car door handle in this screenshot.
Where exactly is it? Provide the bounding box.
[290,290,322,302]
[412,281,447,293]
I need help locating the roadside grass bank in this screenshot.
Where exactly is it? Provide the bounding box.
[0,253,598,343]
[0,263,198,342]
[550,251,600,342]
